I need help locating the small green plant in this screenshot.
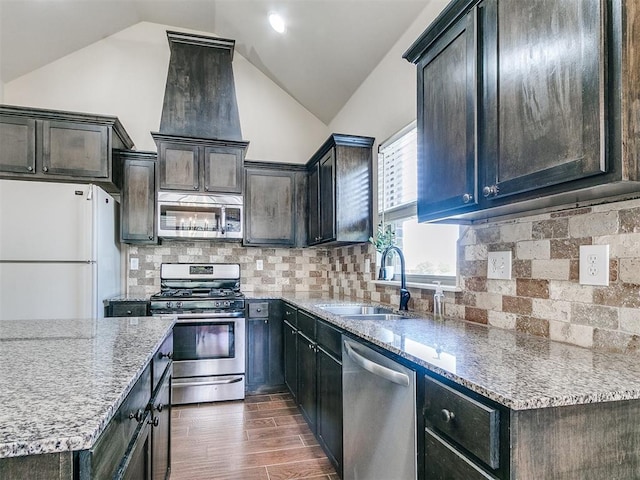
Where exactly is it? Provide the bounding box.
[369,222,396,254]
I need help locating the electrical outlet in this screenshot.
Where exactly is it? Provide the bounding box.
[130,257,139,270]
[364,258,371,274]
[487,251,512,280]
[579,245,609,286]
[256,259,263,271]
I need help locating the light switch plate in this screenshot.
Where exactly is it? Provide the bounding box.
[579,245,609,286]
[256,259,264,271]
[130,257,139,270]
[487,251,512,280]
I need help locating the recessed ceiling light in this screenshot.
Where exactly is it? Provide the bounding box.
[268,12,286,34]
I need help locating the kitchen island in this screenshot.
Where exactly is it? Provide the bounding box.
[0,315,175,478]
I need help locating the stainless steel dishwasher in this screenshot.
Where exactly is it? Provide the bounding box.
[342,336,417,480]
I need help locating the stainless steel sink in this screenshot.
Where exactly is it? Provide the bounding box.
[341,314,410,321]
[318,305,396,316]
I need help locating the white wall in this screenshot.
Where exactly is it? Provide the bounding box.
[4,22,328,164]
[329,0,448,146]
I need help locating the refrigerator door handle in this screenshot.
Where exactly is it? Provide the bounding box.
[87,184,93,201]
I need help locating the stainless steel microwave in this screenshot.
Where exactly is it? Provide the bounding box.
[157,191,243,240]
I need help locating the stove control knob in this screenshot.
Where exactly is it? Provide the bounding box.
[176,301,183,308]
[224,301,230,307]
[166,301,173,308]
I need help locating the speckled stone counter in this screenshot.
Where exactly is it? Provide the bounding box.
[275,292,640,411]
[0,316,175,459]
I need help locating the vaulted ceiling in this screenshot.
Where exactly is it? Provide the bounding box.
[0,0,433,124]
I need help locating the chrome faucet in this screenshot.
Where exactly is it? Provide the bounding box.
[381,246,411,311]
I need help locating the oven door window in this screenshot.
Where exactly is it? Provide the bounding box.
[173,322,235,360]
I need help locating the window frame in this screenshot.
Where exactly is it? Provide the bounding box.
[376,122,458,287]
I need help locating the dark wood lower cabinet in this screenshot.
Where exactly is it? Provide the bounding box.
[297,332,317,432]
[119,415,152,480]
[316,347,343,477]
[150,367,171,480]
[283,319,298,400]
[246,301,285,394]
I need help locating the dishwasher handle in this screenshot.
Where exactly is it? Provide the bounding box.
[344,340,410,387]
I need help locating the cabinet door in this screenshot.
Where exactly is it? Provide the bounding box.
[481,0,606,200]
[308,164,321,245]
[121,418,152,480]
[0,115,36,174]
[283,320,298,399]
[244,169,296,246]
[203,146,243,193]
[42,120,109,178]
[151,370,171,480]
[319,150,335,242]
[158,142,200,191]
[121,158,156,243]
[317,348,343,475]
[268,311,284,387]
[417,10,477,221]
[247,318,270,388]
[297,333,317,432]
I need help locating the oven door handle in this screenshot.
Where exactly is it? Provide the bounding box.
[174,376,244,388]
[174,314,245,323]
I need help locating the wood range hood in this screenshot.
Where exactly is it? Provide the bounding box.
[152,31,249,194]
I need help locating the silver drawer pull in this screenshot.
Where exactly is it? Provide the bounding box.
[174,377,243,388]
[441,408,455,423]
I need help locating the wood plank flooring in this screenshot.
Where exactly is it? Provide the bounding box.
[171,392,339,480]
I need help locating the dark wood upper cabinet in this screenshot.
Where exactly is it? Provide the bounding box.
[152,133,247,194]
[244,162,306,247]
[0,105,133,193]
[481,0,606,201]
[119,150,157,244]
[416,9,478,221]
[203,145,244,193]
[0,114,36,174]
[307,134,374,246]
[405,0,640,223]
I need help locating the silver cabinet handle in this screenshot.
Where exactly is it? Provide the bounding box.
[174,376,243,388]
[344,340,409,387]
[43,166,49,172]
[27,166,33,172]
[462,193,473,204]
[482,185,499,197]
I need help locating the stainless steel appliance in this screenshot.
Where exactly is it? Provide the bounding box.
[150,263,245,404]
[0,179,121,320]
[342,336,417,480]
[157,191,243,240]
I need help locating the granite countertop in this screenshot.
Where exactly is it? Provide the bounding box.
[277,292,640,411]
[0,316,175,459]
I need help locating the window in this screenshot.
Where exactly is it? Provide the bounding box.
[377,122,459,284]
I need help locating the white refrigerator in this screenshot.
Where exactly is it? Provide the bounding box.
[0,179,122,320]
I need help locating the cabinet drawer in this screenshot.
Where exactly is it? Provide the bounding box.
[424,376,499,469]
[297,310,316,339]
[316,320,342,359]
[111,302,148,317]
[425,428,497,480]
[283,304,297,327]
[152,332,173,392]
[248,301,269,318]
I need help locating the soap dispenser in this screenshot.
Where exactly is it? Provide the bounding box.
[433,281,445,320]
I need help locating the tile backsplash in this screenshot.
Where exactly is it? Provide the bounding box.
[127,197,640,354]
[126,242,331,297]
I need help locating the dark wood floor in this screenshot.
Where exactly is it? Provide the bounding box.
[171,392,338,480]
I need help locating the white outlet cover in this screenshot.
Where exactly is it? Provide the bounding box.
[487,251,512,280]
[579,245,609,286]
[130,257,139,270]
[256,259,264,271]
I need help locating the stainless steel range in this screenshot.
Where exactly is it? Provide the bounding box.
[150,263,245,405]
